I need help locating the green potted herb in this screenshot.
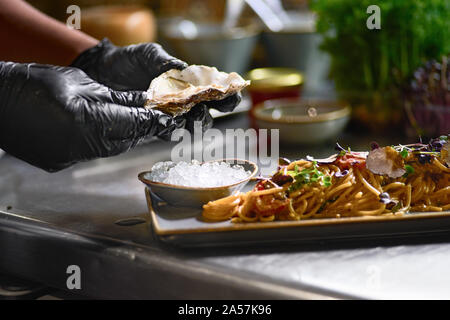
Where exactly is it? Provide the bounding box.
[311,0,450,132]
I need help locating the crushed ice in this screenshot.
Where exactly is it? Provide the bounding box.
[148,160,252,187]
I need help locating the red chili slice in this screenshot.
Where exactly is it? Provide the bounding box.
[335,154,366,170]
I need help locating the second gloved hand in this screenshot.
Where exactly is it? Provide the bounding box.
[0,62,183,172]
[71,38,187,91]
[71,39,243,114]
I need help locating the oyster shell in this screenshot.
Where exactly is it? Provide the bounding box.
[145,65,250,116]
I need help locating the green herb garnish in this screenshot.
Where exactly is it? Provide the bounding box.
[403,164,415,177]
[400,148,409,159]
[323,176,332,187]
[287,161,333,192]
[391,201,404,213]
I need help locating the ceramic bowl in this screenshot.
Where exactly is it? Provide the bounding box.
[260,11,331,92]
[138,159,258,208]
[252,98,351,145]
[158,18,259,75]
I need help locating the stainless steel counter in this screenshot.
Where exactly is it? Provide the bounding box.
[1,113,450,299]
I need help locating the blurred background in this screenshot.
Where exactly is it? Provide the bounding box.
[26,0,449,142]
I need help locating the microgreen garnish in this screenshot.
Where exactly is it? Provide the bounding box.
[335,142,347,155]
[403,164,415,177]
[287,161,332,192]
[335,142,353,157]
[335,170,349,178]
[400,148,409,159]
[379,192,391,204]
[392,142,440,165]
[370,141,380,150]
[323,176,332,187]
[379,193,400,210]
[429,136,448,152]
[391,201,404,213]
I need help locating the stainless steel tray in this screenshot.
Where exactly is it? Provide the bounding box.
[145,188,450,248]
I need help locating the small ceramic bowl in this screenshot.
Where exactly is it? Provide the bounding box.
[252,98,351,145]
[138,159,258,208]
[158,18,259,75]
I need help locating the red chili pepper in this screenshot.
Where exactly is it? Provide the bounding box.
[335,154,366,170]
[255,182,266,191]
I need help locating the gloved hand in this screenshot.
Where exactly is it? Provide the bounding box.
[70,38,188,91]
[71,38,242,113]
[0,62,185,172]
[182,103,214,133]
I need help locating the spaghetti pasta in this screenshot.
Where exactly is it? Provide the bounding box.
[202,137,450,223]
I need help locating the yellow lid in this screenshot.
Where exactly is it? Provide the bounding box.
[246,68,303,91]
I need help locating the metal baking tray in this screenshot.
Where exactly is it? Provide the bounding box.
[145,188,450,248]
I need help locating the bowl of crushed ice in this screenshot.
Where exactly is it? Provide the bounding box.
[138,159,258,207]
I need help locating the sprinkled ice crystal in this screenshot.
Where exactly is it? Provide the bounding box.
[149,160,252,187]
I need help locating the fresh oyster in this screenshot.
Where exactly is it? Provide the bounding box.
[145,65,250,116]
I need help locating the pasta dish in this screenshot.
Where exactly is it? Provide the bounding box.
[203,136,450,223]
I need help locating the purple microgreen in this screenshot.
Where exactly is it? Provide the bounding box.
[416,153,432,164]
[335,170,349,178]
[370,141,380,150]
[379,192,392,204]
[278,157,291,166]
[335,142,346,154]
[379,192,400,210]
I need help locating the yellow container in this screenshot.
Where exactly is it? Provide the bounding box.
[246,68,304,106]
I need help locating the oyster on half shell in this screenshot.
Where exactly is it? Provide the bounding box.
[144,65,250,116]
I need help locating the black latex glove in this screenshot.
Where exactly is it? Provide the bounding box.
[182,103,214,134]
[71,38,187,91]
[203,92,242,113]
[0,62,184,172]
[71,38,242,113]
